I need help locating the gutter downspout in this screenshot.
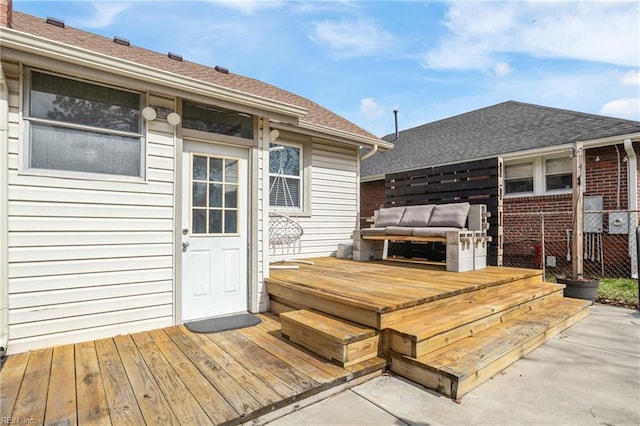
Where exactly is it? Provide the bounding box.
[624,139,638,278]
[0,62,9,356]
[360,144,378,161]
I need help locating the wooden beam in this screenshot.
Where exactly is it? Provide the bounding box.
[572,141,585,279]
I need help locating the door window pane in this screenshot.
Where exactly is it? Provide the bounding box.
[190,154,241,235]
[225,210,237,233]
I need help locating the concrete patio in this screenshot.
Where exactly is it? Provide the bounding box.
[261,304,640,425]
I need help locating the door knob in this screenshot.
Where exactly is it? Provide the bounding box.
[182,241,190,252]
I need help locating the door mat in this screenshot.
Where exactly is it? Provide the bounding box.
[184,313,261,334]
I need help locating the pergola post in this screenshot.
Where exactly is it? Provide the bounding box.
[572,141,585,280]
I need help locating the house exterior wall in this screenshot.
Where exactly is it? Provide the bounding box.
[5,61,176,354]
[301,142,359,257]
[503,144,635,276]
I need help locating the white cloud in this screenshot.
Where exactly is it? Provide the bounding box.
[600,98,640,120]
[78,2,130,28]
[360,97,387,120]
[422,1,640,71]
[308,18,394,58]
[493,62,512,77]
[621,70,640,86]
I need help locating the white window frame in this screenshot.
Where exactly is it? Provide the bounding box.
[504,161,534,195]
[269,140,305,212]
[543,155,573,193]
[21,68,146,182]
[504,154,573,198]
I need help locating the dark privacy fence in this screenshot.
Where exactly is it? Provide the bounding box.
[384,157,503,266]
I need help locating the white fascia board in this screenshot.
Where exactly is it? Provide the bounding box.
[0,28,308,121]
[271,121,392,151]
[502,132,640,162]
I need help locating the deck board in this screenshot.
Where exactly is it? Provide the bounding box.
[12,348,51,424]
[268,259,543,314]
[1,313,382,426]
[74,341,111,426]
[45,345,77,426]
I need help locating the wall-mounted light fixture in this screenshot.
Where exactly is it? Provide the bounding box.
[142,106,157,121]
[142,106,181,126]
[167,112,181,126]
[269,129,280,141]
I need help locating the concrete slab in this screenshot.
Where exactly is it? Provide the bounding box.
[267,387,401,425]
[265,305,640,426]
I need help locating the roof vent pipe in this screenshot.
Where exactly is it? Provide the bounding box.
[393,109,399,141]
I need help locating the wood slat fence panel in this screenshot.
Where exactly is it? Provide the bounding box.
[384,157,503,266]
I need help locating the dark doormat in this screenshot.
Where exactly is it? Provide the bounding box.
[184,313,261,334]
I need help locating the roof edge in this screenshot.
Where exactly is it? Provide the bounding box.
[273,120,391,150]
[0,27,308,121]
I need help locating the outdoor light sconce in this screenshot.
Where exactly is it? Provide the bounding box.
[142,106,181,126]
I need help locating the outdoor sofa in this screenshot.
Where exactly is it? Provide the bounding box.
[352,202,491,272]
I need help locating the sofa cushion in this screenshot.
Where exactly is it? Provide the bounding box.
[412,227,462,238]
[385,226,414,236]
[374,206,406,227]
[398,205,434,227]
[360,228,388,236]
[428,202,471,228]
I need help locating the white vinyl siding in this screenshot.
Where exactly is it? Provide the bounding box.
[297,142,358,258]
[6,65,175,354]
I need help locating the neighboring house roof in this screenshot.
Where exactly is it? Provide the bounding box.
[361,101,640,179]
[7,11,384,146]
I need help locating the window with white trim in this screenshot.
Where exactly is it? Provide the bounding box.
[24,69,145,177]
[545,157,572,191]
[269,142,302,209]
[504,162,534,194]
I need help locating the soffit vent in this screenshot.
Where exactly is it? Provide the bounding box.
[45,17,65,28]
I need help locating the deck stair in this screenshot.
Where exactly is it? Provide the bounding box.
[387,280,567,358]
[389,297,589,399]
[267,259,591,399]
[280,309,380,367]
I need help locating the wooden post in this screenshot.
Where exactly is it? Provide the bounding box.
[572,141,584,280]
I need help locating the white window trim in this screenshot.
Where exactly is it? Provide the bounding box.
[20,68,147,182]
[268,139,311,215]
[504,155,573,198]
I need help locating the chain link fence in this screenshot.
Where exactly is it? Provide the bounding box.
[503,210,639,279]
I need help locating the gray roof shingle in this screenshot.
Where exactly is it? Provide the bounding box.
[361,101,640,178]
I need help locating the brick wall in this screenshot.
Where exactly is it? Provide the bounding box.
[0,0,12,28]
[503,144,634,276]
[360,180,385,228]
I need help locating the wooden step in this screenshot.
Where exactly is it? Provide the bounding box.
[280,310,380,367]
[388,281,565,357]
[389,297,590,399]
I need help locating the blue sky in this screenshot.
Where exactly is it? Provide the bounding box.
[13,0,640,137]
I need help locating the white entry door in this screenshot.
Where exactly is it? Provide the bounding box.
[181,140,248,321]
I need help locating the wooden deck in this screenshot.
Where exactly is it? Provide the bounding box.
[268,257,544,329]
[0,313,385,425]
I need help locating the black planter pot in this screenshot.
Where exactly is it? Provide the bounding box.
[557,277,600,302]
